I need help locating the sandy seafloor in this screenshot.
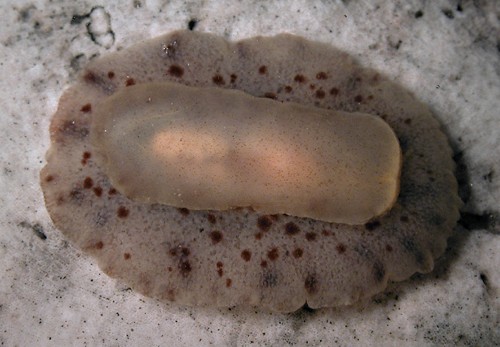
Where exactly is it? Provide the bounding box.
[0,0,499,346]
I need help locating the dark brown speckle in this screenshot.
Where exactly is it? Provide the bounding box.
[257,215,273,232]
[336,243,346,254]
[83,71,97,83]
[210,230,223,244]
[316,71,328,80]
[365,220,381,231]
[93,186,103,197]
[80,103,92,113]
[217,263,224,277]
[226,278,232,287]
[83,177,93,189]
[179,260,192,277]
[241,249,252,262]
[304,274,318,294]
[212,74,225,85]
[107,71,115,79]
[315,89,326,99]
[168,64,184,78]
[264,92,277,100]
[178,208,190,216]
[124,253,131,260]
[125,77,135,86]
[258,65,267,74]
[117,206,129,218]
[285,222,300,236]
[81,151,91,165]
[305,232,317,241]
[330,87,339,96]
[267,247,279,261]
[294,74,306,83]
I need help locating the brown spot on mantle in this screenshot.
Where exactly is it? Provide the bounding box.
[365,220,381,231]
[316,71,328,80]
[168,64,184,78]
[177,208,190,216]
[80,103,92,113]
[294,74,306,83]
[267,247,279,261]
[81,151,91,165]
[83,177,93,189]
[93,186,103,197]
[86,241,104,250]
[336,243,346,254]
[257,215,273,232]
[210,230,223,244]
[117,206,129,218]
[285,222,300,236]
[179,260,192,277]
[305,232,317,241]
[304,274,318,294]
[241,249,252,262]
[212,74,225,85]
[315,89,326,99]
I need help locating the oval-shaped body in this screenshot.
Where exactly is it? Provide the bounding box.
[91,82,401,224]
[41,31,461,312]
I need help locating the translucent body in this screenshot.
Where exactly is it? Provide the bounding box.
[92,82,401,224]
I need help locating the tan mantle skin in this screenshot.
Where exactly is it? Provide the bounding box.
[91,82,402,225]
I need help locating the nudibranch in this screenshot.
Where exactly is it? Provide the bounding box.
[41,30,460,312]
